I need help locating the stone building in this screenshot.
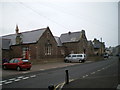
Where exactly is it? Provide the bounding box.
[2,26,59,62]
[59,30,91,56]
[1,26,100,63]
[93,38,105,55]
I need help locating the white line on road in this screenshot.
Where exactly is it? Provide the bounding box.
[23,77,29,80]
[97,70,101,72]
[22,72,29,74]
[4,81,13,84]
[18,76,24,79]
[0,84,2,86]
[9,78,16,81]
[69,79,74,82]
[30,75,36,78]
[0,80,7,83]
[14,79,21,82]
[91,72,95,74]
[39,69,45,71]
[60,82,65,89]
[82,76,86,78]
[102,68,105,70]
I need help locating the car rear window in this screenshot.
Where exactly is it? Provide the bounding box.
[21,59,29,62]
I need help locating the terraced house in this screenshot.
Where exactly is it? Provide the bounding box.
[1,25,103,63]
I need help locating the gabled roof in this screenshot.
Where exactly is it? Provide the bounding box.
[2,28,47,46]
[54,36,62,46]
[60,31,82,43]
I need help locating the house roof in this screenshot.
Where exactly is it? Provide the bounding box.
[60,31,82,43]
[2,28,47,46]
[2,38,11,49]
[54,36,62,46]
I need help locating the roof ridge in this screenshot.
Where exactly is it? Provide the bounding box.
[2,28,47,37]
[61,31,81,35]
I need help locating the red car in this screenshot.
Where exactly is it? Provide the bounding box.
[2,58,32,71]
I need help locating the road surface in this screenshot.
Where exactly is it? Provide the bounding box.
[1,56,119,89]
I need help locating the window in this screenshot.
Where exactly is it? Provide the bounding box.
[9,59,14,63]
[45,44,52,55]
[77,55,82,57]
[72,55,76,57]
[21,59,29,62]
[14,59,19,63]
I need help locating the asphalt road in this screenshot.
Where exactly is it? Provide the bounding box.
[1,56,119,89]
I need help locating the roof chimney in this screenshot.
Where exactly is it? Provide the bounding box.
[15,25,19,34]
[68,31,71,34]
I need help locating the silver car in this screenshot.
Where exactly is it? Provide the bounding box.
[64,54,86,63]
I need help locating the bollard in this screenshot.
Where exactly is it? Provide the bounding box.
[65,70,69,84]
[48,84,54,90]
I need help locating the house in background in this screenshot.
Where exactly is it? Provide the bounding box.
[2,25,58,63]
[59,30,94,56]
[93,38,105,55]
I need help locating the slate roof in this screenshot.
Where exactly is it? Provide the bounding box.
[2,38,11,49]
[2,28,46,46]
[93,42,101,49]
[60,31,82,43]
[54,36,62,46]
[1,28,47,49]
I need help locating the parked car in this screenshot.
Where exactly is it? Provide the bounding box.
[103,53,109,58]
[2,58,32,71]
[64,54,86,63]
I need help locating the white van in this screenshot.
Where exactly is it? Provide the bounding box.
[64,54,86,63]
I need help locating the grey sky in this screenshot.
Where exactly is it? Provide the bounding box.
[0,0,118,47]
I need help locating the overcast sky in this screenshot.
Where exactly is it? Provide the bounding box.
[0,0,119,47]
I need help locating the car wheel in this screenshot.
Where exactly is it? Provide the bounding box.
[79,60,82,63]
[16,66,21,71]
[3,65,7,70]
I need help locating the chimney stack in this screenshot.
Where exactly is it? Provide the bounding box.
[15,24,19,34]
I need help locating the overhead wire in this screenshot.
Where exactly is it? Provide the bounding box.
[17,1,70,30]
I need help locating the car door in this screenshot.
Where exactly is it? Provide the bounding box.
[7,59,15,68]
[72,55,76,62]
[12,59,20,69]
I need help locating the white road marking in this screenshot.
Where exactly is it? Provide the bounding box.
[39,69,45,71]
[23,77,29,80]
[52,67,57,69]
[0,84,2,86]
[18,76,24,79]
[4,81,13,84]
[22,72,29,74]
[82,76,86,78]
[91,72,95,74]
[117,84,120,90]
[14,79,21,82]
[85,75,88,77]
[97,70,101,72]
[60,82,65,89]
[0,80,7,83]
[69,79,74,82]
[30,75,36,78]
[9,78,16,81]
